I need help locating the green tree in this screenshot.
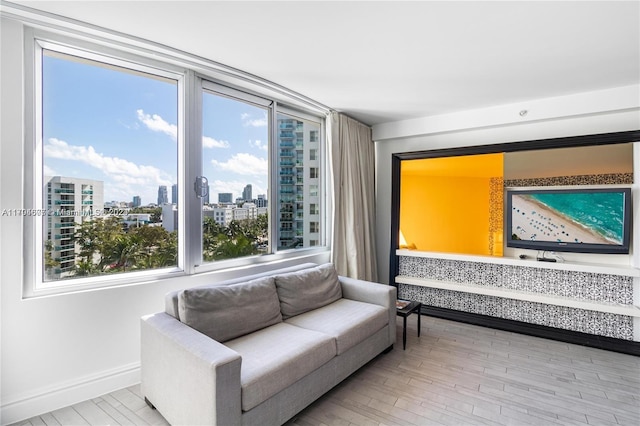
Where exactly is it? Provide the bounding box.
[211,233,257,260]
[44,239,59,278]
[150,207,162,223]
[130,225,177,269]
[74,259,97,276]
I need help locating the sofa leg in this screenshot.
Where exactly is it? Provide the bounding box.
[144,397,156,410]
[383,344,393,354]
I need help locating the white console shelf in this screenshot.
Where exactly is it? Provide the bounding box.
[395,275,640,317]
[396,249,640,278]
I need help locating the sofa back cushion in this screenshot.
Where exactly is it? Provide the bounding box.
[275,263,342,319]
[178,276,282,342]
[165,263,319,320]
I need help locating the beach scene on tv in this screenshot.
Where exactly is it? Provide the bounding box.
[510,192,625,246]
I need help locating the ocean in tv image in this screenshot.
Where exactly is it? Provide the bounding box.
[510,192,625,245]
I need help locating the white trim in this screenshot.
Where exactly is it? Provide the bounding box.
[0,362,140,425]
[396,249,640,277]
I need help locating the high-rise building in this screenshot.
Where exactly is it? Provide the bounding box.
[242,184,252,201]
[218,192,232,204]
[45,176,104,278]
[132,195,141,207]
[256,194,268,208]
[277,117,320,249]
[204,185,210,205]
[171,184,178,204]
[157,185,168,205]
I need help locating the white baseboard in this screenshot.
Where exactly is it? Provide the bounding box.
[1,363,140,425]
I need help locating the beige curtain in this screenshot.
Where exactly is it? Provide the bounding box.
[329,111,378,281]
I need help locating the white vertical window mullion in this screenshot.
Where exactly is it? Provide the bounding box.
[185,71,203,272]
[320,116,330,248]
[270,102,280,253]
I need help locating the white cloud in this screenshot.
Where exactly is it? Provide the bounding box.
[44,138,173,187]
[249,139,268,151]
[211,153,267,176]
[242,112,268,127]
[136,109,177,140]
[203,136,230,149]
[136,109,229,149]
[43,164,56,177]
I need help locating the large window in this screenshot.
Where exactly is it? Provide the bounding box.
[201,88,269,262]
[29,37,326,292]
[41,50,179,282]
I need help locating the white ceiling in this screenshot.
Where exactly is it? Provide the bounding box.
[9,1,640,126]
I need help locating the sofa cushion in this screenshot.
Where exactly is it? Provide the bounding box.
[285,298,388,355]
[165,263,319,320]
[275,263,342,319]
[224,322,336,411]
[178,276,282,343]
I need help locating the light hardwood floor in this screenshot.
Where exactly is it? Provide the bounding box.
[11,315,640,426]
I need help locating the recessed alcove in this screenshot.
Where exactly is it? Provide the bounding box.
[391,131,640,354]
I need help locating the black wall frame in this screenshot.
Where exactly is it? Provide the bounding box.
[389,130,640,355]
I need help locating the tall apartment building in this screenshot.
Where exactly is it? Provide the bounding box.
[171,184,178,204]
[132,195,141,207]
[45,176,104,278]
[204,184,210,205]
[277,117,320,249]
[242,184,252,202]
[157,185,168,205]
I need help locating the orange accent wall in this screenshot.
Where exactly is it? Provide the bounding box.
[400,154,504,256]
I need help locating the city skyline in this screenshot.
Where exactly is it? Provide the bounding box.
[42,51,269,208]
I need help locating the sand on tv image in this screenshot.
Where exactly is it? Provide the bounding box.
[509,191,626,246]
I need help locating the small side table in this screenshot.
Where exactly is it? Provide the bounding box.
[396,300,422,350]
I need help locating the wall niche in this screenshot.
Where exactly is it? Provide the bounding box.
[399,142,633,257]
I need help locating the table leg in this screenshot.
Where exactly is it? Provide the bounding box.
[417,304,421,337]
[403,315,407,350]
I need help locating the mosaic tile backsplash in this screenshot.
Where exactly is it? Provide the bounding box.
[398,256,635,340]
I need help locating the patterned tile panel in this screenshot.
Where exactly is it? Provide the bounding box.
[399,256,633,304]
[504,173,633,187]
[397,256,635,340]
[398,283,634,340]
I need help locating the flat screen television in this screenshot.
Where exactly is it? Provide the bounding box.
[506,187,632,254]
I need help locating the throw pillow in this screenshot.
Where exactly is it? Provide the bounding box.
[275,263,342,319]
[178,276,282,342]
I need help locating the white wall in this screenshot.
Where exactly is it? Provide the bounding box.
[0,17,330,425]
[373,88,640,284]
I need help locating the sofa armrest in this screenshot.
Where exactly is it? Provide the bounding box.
[339,276,397,347]
[339,276,396,308]
[141,312,242,426]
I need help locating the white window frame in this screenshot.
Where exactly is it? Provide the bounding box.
[22,26,330,297]
[24,30,189,297]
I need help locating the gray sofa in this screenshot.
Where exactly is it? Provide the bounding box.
[141,262,397,426]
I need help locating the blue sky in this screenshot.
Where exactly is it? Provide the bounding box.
[43,52,268,206]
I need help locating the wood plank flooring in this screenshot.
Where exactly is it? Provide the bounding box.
[11,315,640,426]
